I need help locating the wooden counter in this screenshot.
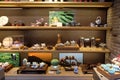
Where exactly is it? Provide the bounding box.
[5,67,93,80]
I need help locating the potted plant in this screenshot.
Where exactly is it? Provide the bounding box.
[50,59,60,70]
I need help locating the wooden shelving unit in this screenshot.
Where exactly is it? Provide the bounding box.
[0,1,112,62]
[0,1,113,79]
[0,1,112,8]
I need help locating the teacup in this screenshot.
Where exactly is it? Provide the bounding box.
[32,62,37,66]
[41,43,46,47]
[26,62,31,67]
[39,62,45,68]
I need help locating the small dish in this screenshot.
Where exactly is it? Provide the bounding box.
[0,16,9,26]
[2,37,13,48]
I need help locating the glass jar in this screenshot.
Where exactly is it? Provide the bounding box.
[95,38,101,47]
[84,38,91,47]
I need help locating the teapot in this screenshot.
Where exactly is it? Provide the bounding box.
[95,16,101,26]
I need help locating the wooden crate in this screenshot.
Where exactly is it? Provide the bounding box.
[97,66,120,80]
[4,64,13,72]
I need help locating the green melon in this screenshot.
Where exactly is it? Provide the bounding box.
[51,59,59,66]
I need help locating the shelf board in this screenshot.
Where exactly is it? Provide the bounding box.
[5,67,92,79]
[0,26,112,30]
[0,1,112,8]
[80,47,110,53]
[0,47,110,53]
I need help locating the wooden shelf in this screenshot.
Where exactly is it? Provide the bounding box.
[5,67,92,80]
[0,26,112,30]
[0,1,112,8]
[80,47,110,53]
[0,47,110,53]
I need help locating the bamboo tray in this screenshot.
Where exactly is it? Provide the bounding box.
[55,44,79,50]
[17,64,48,74]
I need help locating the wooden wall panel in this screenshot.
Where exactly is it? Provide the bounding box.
[107,0,120,59]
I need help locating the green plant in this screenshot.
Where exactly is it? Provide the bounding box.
[49,11,74,26]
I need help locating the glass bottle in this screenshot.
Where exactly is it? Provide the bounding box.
[91,37,96,47]
[57,33,62,44]
[80,37,84,47]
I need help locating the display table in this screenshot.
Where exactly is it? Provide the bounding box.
[5,67,93,80]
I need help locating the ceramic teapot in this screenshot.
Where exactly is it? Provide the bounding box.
[95,16,101,25]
